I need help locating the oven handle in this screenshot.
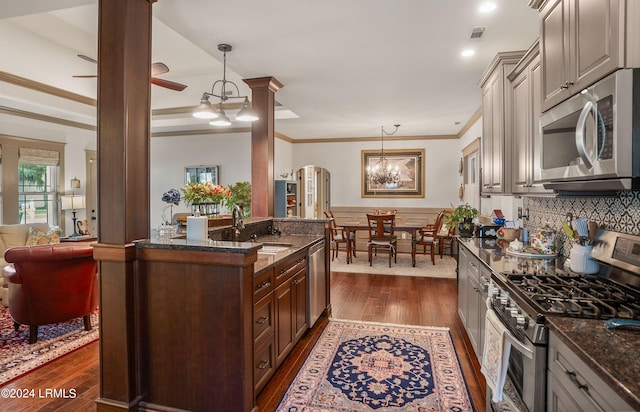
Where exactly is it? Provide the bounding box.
[575,100,595,169]
[486,298,534,360]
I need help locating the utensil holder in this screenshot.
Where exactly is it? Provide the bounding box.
[569,244,599,274]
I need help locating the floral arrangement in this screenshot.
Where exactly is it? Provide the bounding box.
[161,189,181,225]
[181,182,231,205]
[223,181,252,217]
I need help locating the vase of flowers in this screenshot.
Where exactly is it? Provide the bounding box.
[181,182,231,216]
[160,188,181,225]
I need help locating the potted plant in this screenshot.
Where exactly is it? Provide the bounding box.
[224,181,252,218]
[443,203,479,237]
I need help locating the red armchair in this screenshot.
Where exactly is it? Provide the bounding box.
[2,243,98,343]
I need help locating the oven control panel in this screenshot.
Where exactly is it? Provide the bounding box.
[592,228,640,275]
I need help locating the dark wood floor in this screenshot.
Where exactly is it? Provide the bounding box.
[1,271,485,411]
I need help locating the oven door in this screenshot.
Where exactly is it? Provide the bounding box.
[487,307,547,412]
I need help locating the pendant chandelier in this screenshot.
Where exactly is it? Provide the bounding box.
[192,44,259,126]
[367,124,401,186]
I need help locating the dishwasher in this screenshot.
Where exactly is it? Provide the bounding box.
[307,239,326,327]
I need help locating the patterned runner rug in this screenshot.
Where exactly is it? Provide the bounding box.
[277,319,475,411]
[0,306,99,385]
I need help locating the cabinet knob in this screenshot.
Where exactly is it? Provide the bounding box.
[258,360,270,370]
[256,316,269,325]
[560,81,574,89]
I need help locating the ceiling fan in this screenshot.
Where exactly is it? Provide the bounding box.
[73,54,188,91]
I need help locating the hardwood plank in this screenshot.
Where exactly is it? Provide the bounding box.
[0,271,485,412]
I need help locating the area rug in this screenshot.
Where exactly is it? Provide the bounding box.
[276,319,475,411]
[330,252,457,278]
[0,306,99,385]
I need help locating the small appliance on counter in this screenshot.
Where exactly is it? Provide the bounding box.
[477,224,501,238]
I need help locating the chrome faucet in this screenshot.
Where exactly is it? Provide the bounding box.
[232,204,245,241]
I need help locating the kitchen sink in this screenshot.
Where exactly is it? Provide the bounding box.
[257,242,293,255]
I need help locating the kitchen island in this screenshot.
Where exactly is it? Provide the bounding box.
[96,217,329,412]
[457,237,640,411]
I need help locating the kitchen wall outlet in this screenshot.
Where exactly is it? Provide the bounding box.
[523,208,530,220]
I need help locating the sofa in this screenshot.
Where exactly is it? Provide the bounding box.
[3,243,98,343]
[0,223,59,307]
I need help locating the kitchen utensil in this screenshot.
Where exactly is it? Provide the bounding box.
[605,318,640,329]
[575,218,588,238]
[588,221,598,242]
[561,221,574,238]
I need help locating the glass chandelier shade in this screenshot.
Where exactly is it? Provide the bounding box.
[192,44,259,126]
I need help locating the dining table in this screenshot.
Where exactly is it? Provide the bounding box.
[339,221,425,266]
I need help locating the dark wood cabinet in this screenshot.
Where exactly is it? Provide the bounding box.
[255,249,309,391]
[274,251,308,368]
[253,290,275,394]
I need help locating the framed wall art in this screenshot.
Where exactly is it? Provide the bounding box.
[361,149,424,198]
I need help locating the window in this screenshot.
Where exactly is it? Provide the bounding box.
[18,164,58,224]
[0,137,65,225]
[17,147,61,225]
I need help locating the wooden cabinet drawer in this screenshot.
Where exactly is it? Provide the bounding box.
[275,251,307,286]
[254,334,275,394]
[254,292,275,344]
[253,268,274,302]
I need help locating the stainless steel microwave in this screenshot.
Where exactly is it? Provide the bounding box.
[540,69,639,191]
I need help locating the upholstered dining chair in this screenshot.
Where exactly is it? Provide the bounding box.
[413,210,446,265]
[366,213,397,267]
[324,211,356,262]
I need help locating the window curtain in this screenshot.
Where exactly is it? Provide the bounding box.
[18,148,60,166]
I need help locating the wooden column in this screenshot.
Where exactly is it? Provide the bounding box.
[94,0,154,410]
[244,77,283,218]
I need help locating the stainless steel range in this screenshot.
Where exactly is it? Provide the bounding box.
[486,229,640,412]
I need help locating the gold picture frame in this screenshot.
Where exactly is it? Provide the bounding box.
[361,149,425,198]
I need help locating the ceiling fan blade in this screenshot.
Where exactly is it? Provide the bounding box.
[73,75,97,78]
[78,54,97,64]
[151,62,169,76]
[151,77,187,91]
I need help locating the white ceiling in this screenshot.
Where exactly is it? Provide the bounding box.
[0,0,540,140]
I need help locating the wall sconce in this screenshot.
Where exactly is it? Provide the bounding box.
[71,177,81,189]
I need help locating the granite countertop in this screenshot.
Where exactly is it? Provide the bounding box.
[137,233,324,275]
[457,237,640,409]
[547,316,640,409]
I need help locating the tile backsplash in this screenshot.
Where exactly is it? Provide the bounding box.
[524,191,640,257]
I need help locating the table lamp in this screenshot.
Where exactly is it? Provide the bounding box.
[61,194,86,237]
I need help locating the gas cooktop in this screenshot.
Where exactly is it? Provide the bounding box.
[501,270,640,320]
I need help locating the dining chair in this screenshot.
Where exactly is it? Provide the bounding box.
[366,213,397,267]
[324,211,356,262]
[413,210,446,265]
[437,210,455,257]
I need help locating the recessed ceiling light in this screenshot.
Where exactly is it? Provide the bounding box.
[479,2,497,13]
[461,49,476,58]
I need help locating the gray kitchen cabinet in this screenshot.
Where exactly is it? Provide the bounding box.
[457,246,470,327]
[479,51,526,195]
[457,243,489,362]
[539,0,640,112]
[509,41,554,195]
[547,331,633,412]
